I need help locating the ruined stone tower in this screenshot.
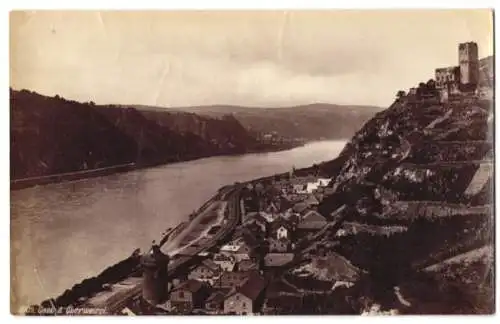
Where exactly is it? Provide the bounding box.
[141,244,170,305]
[458,42,479,89]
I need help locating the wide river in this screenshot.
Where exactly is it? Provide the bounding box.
[11,140,347,308]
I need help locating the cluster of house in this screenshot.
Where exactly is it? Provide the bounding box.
[160,175,332,315]
[254,175,334,207]
[259,131,305,145]
[284,176,334,203]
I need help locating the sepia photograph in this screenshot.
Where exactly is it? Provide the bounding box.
[9,9,494,316]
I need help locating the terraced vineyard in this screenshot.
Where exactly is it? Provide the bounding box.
[315,94,494,314]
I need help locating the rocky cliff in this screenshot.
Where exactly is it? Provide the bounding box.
[314,92,493,313]
[137,109,256,153]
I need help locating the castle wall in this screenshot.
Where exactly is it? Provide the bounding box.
[435,66,460,89]
[434,42,483,103]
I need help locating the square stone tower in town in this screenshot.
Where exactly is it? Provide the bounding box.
[458,42,479,89]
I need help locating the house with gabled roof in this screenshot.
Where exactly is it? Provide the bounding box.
[215,270,260,289]
[302,210,326,221]
[297,210,327,232]
[232,244,252,263]
[188,259,222,284]
[223,272,267,315]
[268,237,291,253]
[168,279,210,314]
[213,253,236,272]
[204,289,229,314]
[219,236,254,261]
[269,218,293,240]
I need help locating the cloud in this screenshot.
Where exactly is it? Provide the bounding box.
[10,10,493,108]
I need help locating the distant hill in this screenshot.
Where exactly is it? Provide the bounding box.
[10,89,284,182]
[133,103,382,141]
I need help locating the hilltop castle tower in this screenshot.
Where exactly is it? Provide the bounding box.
[140,243,170,305]
[434,42,482,102]
[458,42,479,89]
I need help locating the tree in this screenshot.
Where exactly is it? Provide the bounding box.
[396,90,406,99]
[426,79,437,90]
[416,82,429,96]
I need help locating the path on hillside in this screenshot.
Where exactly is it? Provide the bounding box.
[423,245,493,272]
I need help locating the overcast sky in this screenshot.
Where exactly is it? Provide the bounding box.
[10,10,493,108]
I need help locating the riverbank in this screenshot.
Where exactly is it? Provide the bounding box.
[32,190,221,310]
[38,161,334,312]
[31,182,240,313]
[28,166,307,311]
[10,142,306,191]
[10,163,137,190]
[12,140,347,309]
